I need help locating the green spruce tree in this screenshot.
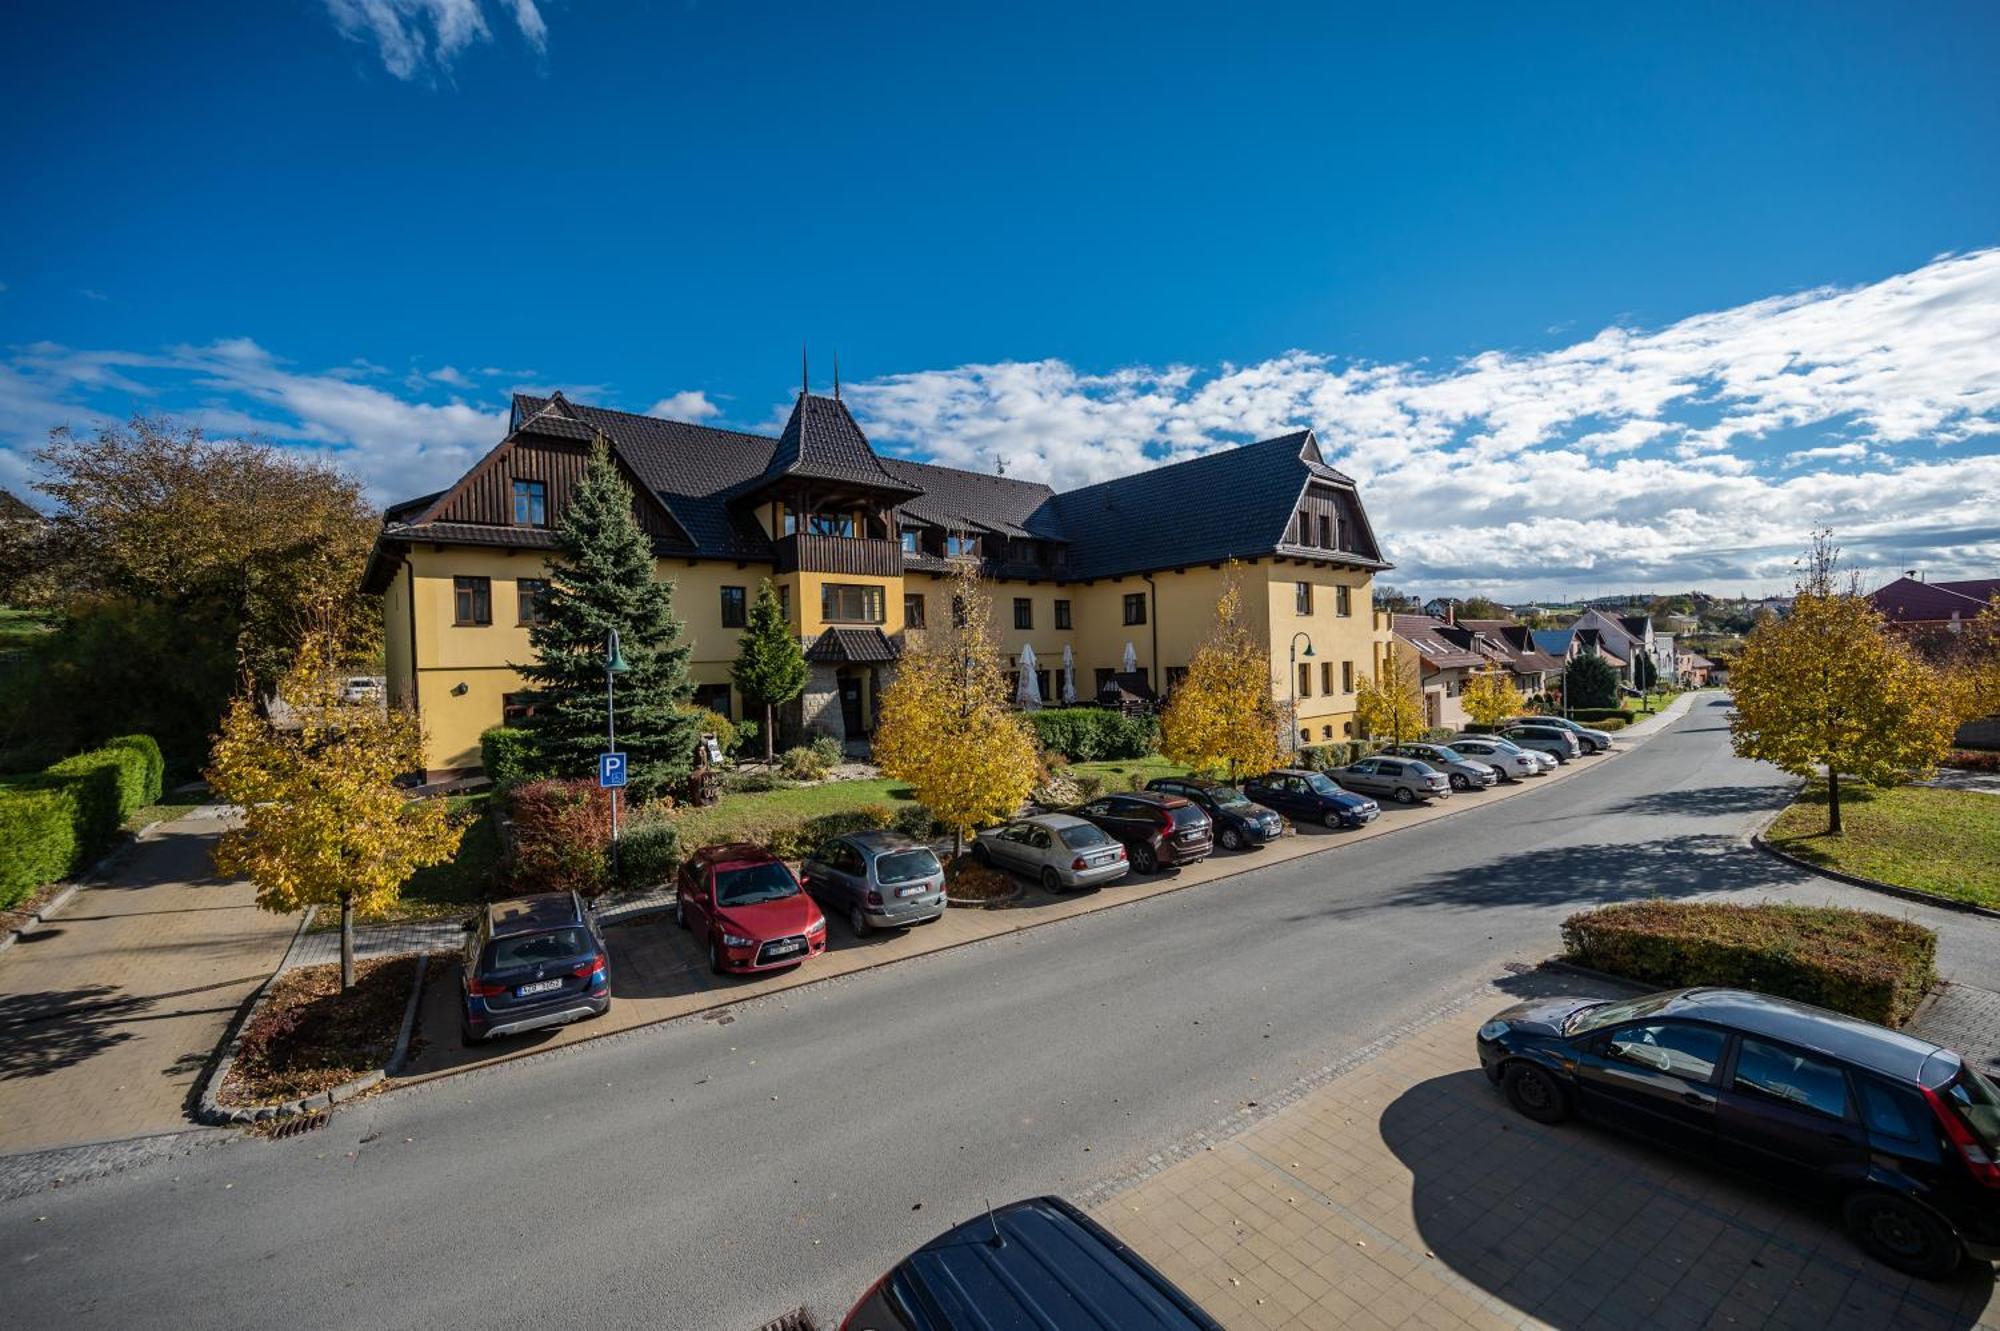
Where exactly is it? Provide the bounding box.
[515,441,698,802]
[730,579,808,762]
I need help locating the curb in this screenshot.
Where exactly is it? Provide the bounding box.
[1535,956,1654,993]
[1750,829,2000,922]
[0,819,167,955]
[196,911,433,1126]
[945,881,1027,909]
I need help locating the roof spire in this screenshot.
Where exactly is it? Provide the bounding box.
[833,350,840,401]
[801,343,809,398]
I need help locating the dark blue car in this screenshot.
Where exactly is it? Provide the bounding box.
[838,1196,1223,1330]
[1241,767,1379,830]
[460,891,610,1042]
[1478,986,2000,1278]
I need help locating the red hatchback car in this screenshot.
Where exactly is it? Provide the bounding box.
[675,843,828,975]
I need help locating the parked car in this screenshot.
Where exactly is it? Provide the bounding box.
[1498,722,1582,764]
[802,830,947,936]
[459,891,610,1042]
[1478,986,2000,1278]
[1069,791,1213,873]
[1146,777,1284,850]
[1241,768,1380,830]
[973,813,1128,892]
[1329,756,1450,804]
[1442,734,1549,779]
[340,675,385,705]
[1381,742,1499,792]
[674,842,828,974]
[839,1195,1226,1331]
[1517,714,1614,753]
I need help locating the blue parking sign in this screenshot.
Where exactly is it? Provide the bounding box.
[598,752,628,789]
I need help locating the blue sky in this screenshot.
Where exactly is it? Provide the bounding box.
[3,1,1998,598]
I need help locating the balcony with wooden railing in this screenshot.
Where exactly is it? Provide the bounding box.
[773,533,905,577]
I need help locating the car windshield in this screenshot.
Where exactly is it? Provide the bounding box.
[1427,746,1462,761]
[1948,1066,2000,1152]
[484,927,590,971]
[714,861,799,906]
[1305,773,1345,797]
[1209,787,1256,810]
[1564,993,1680,1035]
[877,849,941,883]
[1059,824,1114,850]
[1168,804,1208,829]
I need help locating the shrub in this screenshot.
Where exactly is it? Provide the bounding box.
[809,732,845,768]
[0,782,76,910]
[1946,749,2000,772]
[722,768,786,794]
[508,779,614,897]
[1561,900,1937,1026]
[891,802,938,841]
[1073,773,1105,801]
[780,745,831,781]
[618,815,681,888]
[479,726,540,790]
[45,741,153,859]
[1570,708,1636,724]
[1594,716,1630,731]
[1025,707,1158,762]
[730,718,760,758]
[106,734,166,805]
[679,706,738,756]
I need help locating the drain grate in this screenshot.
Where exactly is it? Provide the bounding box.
[753,1309,818,1331]
[268,1111,329,1140]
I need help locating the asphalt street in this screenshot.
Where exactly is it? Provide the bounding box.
[8,697,1999,1330]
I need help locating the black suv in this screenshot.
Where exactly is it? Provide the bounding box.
[1145,777,1283,851]
[460,892,610,1042]
[1069,791,1212,873]
[1478,986,2000,1277]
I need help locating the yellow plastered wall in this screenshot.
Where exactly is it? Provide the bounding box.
[1260,562,1384,745]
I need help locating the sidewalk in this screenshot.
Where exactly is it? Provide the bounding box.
[1090,970,2000,1331]
[0,810,302,1156]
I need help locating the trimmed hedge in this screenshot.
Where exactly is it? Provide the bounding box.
[1027,707,1158,762]
[1569,707,1636,724]
[0,783,76,910]
[0,733,163,910]
[479,726,540,790]
[45,741,155,861]
[106,734,165,805]
[1561,900,1937,1027]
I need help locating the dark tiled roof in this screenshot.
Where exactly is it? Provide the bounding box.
[1870,575,2000,625]
[374,393,1391,585]
[763,394,923,496]
[0,489,41,521]
[805,627,900,664]
[1392,614,1487,670]
[1456,620,1564,675]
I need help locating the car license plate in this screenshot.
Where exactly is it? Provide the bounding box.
[1091,853,1115,866]
[766,940,803,957]
[1179,832,1201,843]
[896,884,926,898]
[517,978,562,997]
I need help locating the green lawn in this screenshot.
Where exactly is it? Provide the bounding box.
[0,607,52,651]
[124,801,203,832]
[1767,781,2000,908]
[333,792,501,928]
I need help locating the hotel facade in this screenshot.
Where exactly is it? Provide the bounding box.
[362,388,1396,781]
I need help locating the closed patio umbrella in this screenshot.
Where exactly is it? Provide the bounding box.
[1017,643,1042,708]
[1061,644,1077,704]
[1122,641,1138,674]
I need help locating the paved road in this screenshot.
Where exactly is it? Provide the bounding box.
[8,699,1999,1330]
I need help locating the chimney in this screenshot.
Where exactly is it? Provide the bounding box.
[1446,602,1455,626]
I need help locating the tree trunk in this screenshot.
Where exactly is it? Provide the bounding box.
[339,891,355,992]
[1827,768,1843,836]
[764,701,775,763]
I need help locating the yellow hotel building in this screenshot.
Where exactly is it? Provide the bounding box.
[363,389,1395,781]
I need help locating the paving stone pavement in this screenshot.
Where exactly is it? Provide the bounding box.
[279,888,680,970]
[1911,982,2000,1082]
[1091,972,2000,1331]
[0,812,303,1156]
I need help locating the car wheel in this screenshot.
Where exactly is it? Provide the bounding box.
[1844,1191,1962,1278]
[1449,773,1469,791]
[1041,866,1064,894]
[707,937,726,976]
[1132,842,1158,874]
[1322,811,1345,831]
[1502,1062,1572,1124]
[674,897,686,929]
[1220,826,1244,851]
[1393,787,1417,804]
[460,1018,480,1045]
[848,904,872,938]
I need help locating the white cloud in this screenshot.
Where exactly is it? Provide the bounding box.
[646,390,721,422]
[426,365,475,388]
[322,0,548,80]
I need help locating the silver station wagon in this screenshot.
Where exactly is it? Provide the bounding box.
[974,813,1129,893]
[800,831,947,936]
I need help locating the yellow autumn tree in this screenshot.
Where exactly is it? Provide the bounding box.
[1356,648,1427,743]
[1461,668,1523,729]
[873,560,1038,859]
[1730,533,1959,835]
[1160,573,1280,780]
[208,620,463,989]
[1940,605,2000,727]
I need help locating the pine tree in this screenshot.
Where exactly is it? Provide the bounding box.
[515,441,699,804]
[1563,654,1620,710]
[730,579,808,762]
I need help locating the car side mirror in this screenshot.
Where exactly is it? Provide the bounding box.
[461,919,477,933]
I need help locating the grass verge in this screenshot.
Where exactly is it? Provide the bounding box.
[1766,780,2000,909]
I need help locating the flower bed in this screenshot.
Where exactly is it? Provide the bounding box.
[1561,900,1936,1027]
[220,956,421,1106]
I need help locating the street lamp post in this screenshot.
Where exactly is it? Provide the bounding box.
[1288,632,1315,753]
[606,627,630,874]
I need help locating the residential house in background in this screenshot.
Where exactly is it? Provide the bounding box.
[1454,620,1564,696]
[1869,574,1999,636]
[363,385,1396,779]
[1390,613,1487,731]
